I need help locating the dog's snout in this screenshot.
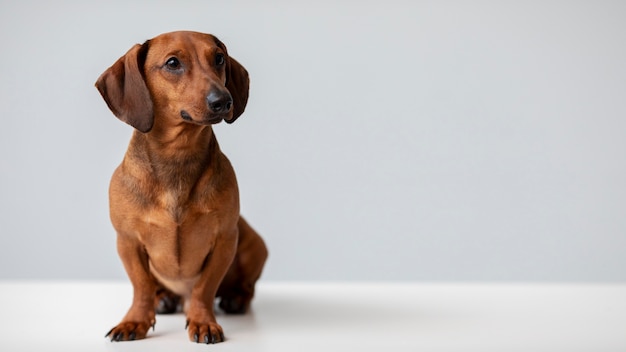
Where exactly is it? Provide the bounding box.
[206,90,233,114]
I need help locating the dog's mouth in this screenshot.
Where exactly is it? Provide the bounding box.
[180,110,224,125]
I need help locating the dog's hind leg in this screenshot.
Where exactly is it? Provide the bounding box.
[155,286,183,314]
[217,217,268,314]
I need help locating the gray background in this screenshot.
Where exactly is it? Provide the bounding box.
[1,0,625,281]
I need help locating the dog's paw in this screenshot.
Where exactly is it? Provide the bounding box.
[219,295,249,314]
[185,319,225,344]
[105,321,153,342]
[155,289,182,314]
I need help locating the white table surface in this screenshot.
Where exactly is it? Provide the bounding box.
[0,281,624,351]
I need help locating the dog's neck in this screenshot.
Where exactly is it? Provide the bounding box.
[126,123,220,192]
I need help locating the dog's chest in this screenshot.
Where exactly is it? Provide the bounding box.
[160,189,189,221]
[140,205,217,279]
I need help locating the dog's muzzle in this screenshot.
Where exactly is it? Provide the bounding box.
[206,90,233,115]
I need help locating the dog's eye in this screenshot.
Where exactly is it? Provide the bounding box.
[215,53,225,66]
[165,57,181,70]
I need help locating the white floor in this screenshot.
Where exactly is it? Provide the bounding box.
[0,282,624,351]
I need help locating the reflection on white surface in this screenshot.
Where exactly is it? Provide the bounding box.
[1,282,625,351]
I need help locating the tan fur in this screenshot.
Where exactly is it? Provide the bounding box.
[96,31,268,344]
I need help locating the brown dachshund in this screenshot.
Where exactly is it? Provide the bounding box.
[95,31,268,344]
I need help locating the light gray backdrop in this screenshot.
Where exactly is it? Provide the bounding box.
[1,0,625,281]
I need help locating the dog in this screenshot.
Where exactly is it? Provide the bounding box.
[95,31,268,344]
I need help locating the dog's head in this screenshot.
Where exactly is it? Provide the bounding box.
[95,31,250,133]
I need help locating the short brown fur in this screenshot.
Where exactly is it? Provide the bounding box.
[96,31,268,344]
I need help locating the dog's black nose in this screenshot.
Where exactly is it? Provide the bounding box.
[206,90,233,114]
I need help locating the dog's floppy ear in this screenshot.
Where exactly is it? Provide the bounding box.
[95,42,154,133]
[225,56,250,124]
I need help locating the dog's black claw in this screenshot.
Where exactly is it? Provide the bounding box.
[194,333,199,343]
[113,332,122,341]
[204,334,210,344]
[105,328,114,338]
[129,332,136,341]
[185,320,189,329]
[220,331,225,342]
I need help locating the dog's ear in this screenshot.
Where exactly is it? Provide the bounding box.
[95,42,154,133]
[225,56,250,124]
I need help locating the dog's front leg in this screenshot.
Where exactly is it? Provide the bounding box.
[186,231,237,344]
[106,234,157,341]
